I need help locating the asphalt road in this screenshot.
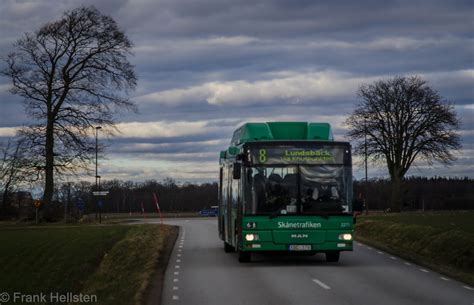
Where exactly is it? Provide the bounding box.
[150,218,473,305]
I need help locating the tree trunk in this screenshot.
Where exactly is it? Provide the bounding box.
[1,185,10,216]
[43,120,55,206]
[390,175,402,212]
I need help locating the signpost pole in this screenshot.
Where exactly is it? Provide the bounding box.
[140,202,146,222]
[33,200,41,224]
[98,176,101,224]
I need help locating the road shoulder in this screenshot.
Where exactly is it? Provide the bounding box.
[146,225,179,305]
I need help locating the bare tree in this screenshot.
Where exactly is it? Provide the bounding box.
[2,6,137,206]
[346,76,461,211]
[0,139,30,214]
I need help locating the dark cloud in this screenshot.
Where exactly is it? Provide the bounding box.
[0,0,472,181]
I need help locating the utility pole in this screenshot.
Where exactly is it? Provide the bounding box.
[95,126,102,223]
[95,126,102,189]
[64,182,71,223]
[364,116,369,215]
[98,175,102,223]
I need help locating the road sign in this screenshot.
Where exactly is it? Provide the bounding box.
[97,200,104,209]
[33,200,42,208]
[76,198,85,212]
[92,191,109,196]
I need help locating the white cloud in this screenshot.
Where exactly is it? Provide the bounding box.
[99,157,218,182]
[113,121,221,138]
[202,36,259,46]
[305,36,469,51]
[134,35,259,54]
[0,127,18,137]
[136,68,473,108]
[117,139,227,153]
[136,71,378,106]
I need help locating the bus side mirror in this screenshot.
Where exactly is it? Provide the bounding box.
[233,163,241,180]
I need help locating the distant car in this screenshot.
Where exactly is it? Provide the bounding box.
[200,206,218,217]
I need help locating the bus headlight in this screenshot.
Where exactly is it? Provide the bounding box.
[339,233,352,241]
[245,234,255,241]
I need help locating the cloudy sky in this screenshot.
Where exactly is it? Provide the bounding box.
[0,0,473,183]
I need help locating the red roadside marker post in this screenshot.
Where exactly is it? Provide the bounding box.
[152,192,163,224]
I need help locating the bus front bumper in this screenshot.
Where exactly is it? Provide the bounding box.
[241,230,354,252]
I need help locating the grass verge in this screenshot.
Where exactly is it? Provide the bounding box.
[0,224,178,305]
[0,225,130,301]
[355,211,474,285]
[80,225,178,305]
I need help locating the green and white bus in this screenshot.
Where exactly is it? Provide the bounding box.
[218,122,354,262]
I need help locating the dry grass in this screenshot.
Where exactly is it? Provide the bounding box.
[356,211,474,285]
[80,224,178,305]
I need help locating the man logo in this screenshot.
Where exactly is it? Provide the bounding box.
[291,234,308,239]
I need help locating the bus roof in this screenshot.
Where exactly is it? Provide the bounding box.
[220,122,334,161]
[231,122,333,146]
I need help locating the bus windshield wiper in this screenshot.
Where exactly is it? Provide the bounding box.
[268,205,288,219]
[307,211,348,219]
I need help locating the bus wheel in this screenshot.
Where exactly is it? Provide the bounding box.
[325,251,340,262]
[224,242,234,253]
[238,251,251,263]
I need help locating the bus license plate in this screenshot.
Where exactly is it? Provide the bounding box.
[289,245,311,251]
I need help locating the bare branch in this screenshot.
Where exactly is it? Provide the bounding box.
[345,76,461,210]
[2,6,137,206]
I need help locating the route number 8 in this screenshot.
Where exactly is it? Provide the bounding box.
[259,149,266,163]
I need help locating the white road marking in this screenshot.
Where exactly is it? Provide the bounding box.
[172,295,179,300]
[404,262,412,266]
[390,256,397,260]
[420,269,429,273]
[176,259,181,263]
[462,285,474,291]
[440,277,449,281]
[173,278,179,282]
[179,245,183,248]
[178,249,182,252]
[312,279,331,290]
[175,265,180,269]
[173,286,179,290]
[174,271,179,275]
[367,247,372,250]
[377,251,384,254]
[177,254,182,257]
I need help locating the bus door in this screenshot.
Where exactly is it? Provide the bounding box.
[226,165,233,244]
[218,167,224,239]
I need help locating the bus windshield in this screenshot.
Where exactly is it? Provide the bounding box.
[244,165,352,215]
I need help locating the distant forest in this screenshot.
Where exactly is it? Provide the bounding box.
[2,176,473,221]
[355,176,474,211]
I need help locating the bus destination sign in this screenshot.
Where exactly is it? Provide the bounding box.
[250,147,347,165]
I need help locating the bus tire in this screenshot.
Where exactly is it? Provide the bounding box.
[325,251,340,262]
[238,251,251,263]
[224,242,234,253]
